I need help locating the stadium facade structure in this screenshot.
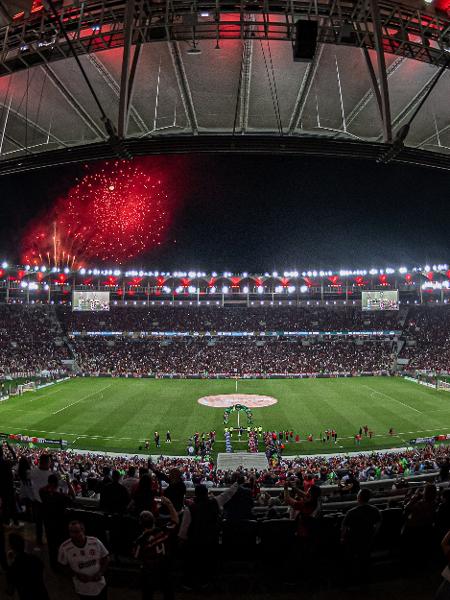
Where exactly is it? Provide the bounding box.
[0,0,450,174]
[1,262,449,303]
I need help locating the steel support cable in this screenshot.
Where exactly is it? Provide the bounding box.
[24,67,29,152]
[232,41,246,135]
[45,0,116,141]
[378,58,450,163]
[266,40,283,136]
[259,40,283,135]
[31,68,49,147]
[0,72,12,132]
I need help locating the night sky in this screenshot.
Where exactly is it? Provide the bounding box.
[0,154,448,272]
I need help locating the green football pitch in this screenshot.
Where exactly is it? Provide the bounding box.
[1,376,450,456]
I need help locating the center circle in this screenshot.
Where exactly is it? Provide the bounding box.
[198,394,278,408]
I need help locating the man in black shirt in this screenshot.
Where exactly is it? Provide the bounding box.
[341,489,381,577]
[99,470,130,514]
[0,442,17,526]
[40,473,73,571]
[7,533,49,600]
[338,471,360,497]
[149,465,186,513]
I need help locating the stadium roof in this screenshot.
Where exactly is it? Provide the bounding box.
[1,0,450,174]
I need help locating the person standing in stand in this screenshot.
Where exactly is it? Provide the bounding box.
[58,520,110,600]
[40,473,74,571]
[6,533,49,600]
[134,498,179,600]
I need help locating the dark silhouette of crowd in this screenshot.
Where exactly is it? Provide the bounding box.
[2,441,450,598]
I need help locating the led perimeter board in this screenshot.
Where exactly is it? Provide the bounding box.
[361,290,399,311]
[72,291,110,312]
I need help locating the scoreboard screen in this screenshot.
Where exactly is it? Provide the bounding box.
[72,291,110,312]
[361,290,399,311]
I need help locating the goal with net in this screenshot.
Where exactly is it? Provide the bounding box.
[437,379,450,392]
[16,381,37,395]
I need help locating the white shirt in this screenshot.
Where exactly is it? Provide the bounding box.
[29,468,51,502]
[58,536,109,596]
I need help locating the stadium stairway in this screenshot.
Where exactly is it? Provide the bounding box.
[398,304,410,328]
[50,306,79,368]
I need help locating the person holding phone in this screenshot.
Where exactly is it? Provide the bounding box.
[134,497,179,600]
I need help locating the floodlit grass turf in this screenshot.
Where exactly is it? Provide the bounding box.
[1,376,450,456]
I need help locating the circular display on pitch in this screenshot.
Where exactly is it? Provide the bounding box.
[198,394,278,408]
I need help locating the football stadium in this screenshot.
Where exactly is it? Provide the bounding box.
[1,1,450,599]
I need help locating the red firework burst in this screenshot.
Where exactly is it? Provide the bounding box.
[22,160,171,267]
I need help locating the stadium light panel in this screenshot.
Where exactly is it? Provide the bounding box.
[243,286,249,294]
[1,262,7,268]
[257,286,264,294]
[222,286,229,294]
[300,285,308,293]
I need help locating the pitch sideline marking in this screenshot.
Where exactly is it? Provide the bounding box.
[362,384,422,414]
[11,425,450,445]
[52,383,113,415]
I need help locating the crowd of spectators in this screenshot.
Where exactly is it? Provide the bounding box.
[0,305,69,377]
[71,338,394,376]
[2,441,450,597]
[1,303,450,377]
[2,441,449,493]
[59,305,401,332]
[400,306,450,373]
